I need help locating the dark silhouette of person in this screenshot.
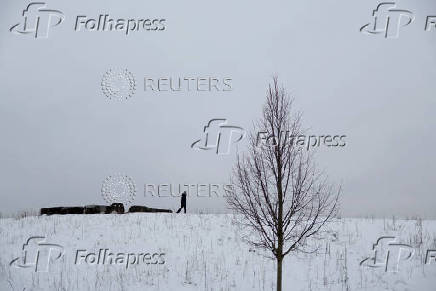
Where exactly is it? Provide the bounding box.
[176,191,187,213]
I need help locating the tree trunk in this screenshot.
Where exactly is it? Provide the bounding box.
[277,256,283,291]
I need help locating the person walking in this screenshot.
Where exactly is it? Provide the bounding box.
[176,191,187,213]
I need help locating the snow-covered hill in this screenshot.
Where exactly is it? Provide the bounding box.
[0,214,435,291]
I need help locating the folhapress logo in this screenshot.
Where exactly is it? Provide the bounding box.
[75,15,165,35]
[10,2,64,38]
[10,236,64,272]
[10,3,166,39]
[360,2,414,38]
[191,119,245,155]
[360,236,414,272]
[360,236,436,271]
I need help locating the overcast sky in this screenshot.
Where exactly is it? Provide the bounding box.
[1,0,435,218]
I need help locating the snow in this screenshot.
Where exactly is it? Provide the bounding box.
[0,214,435,290]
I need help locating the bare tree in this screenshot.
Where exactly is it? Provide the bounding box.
[226,77,340,291]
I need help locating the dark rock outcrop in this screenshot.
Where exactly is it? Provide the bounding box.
[129,205,172,213]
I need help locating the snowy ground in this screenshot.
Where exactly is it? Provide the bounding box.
[0,214,435,291]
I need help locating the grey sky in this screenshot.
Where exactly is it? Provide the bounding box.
[1,0,435,218]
